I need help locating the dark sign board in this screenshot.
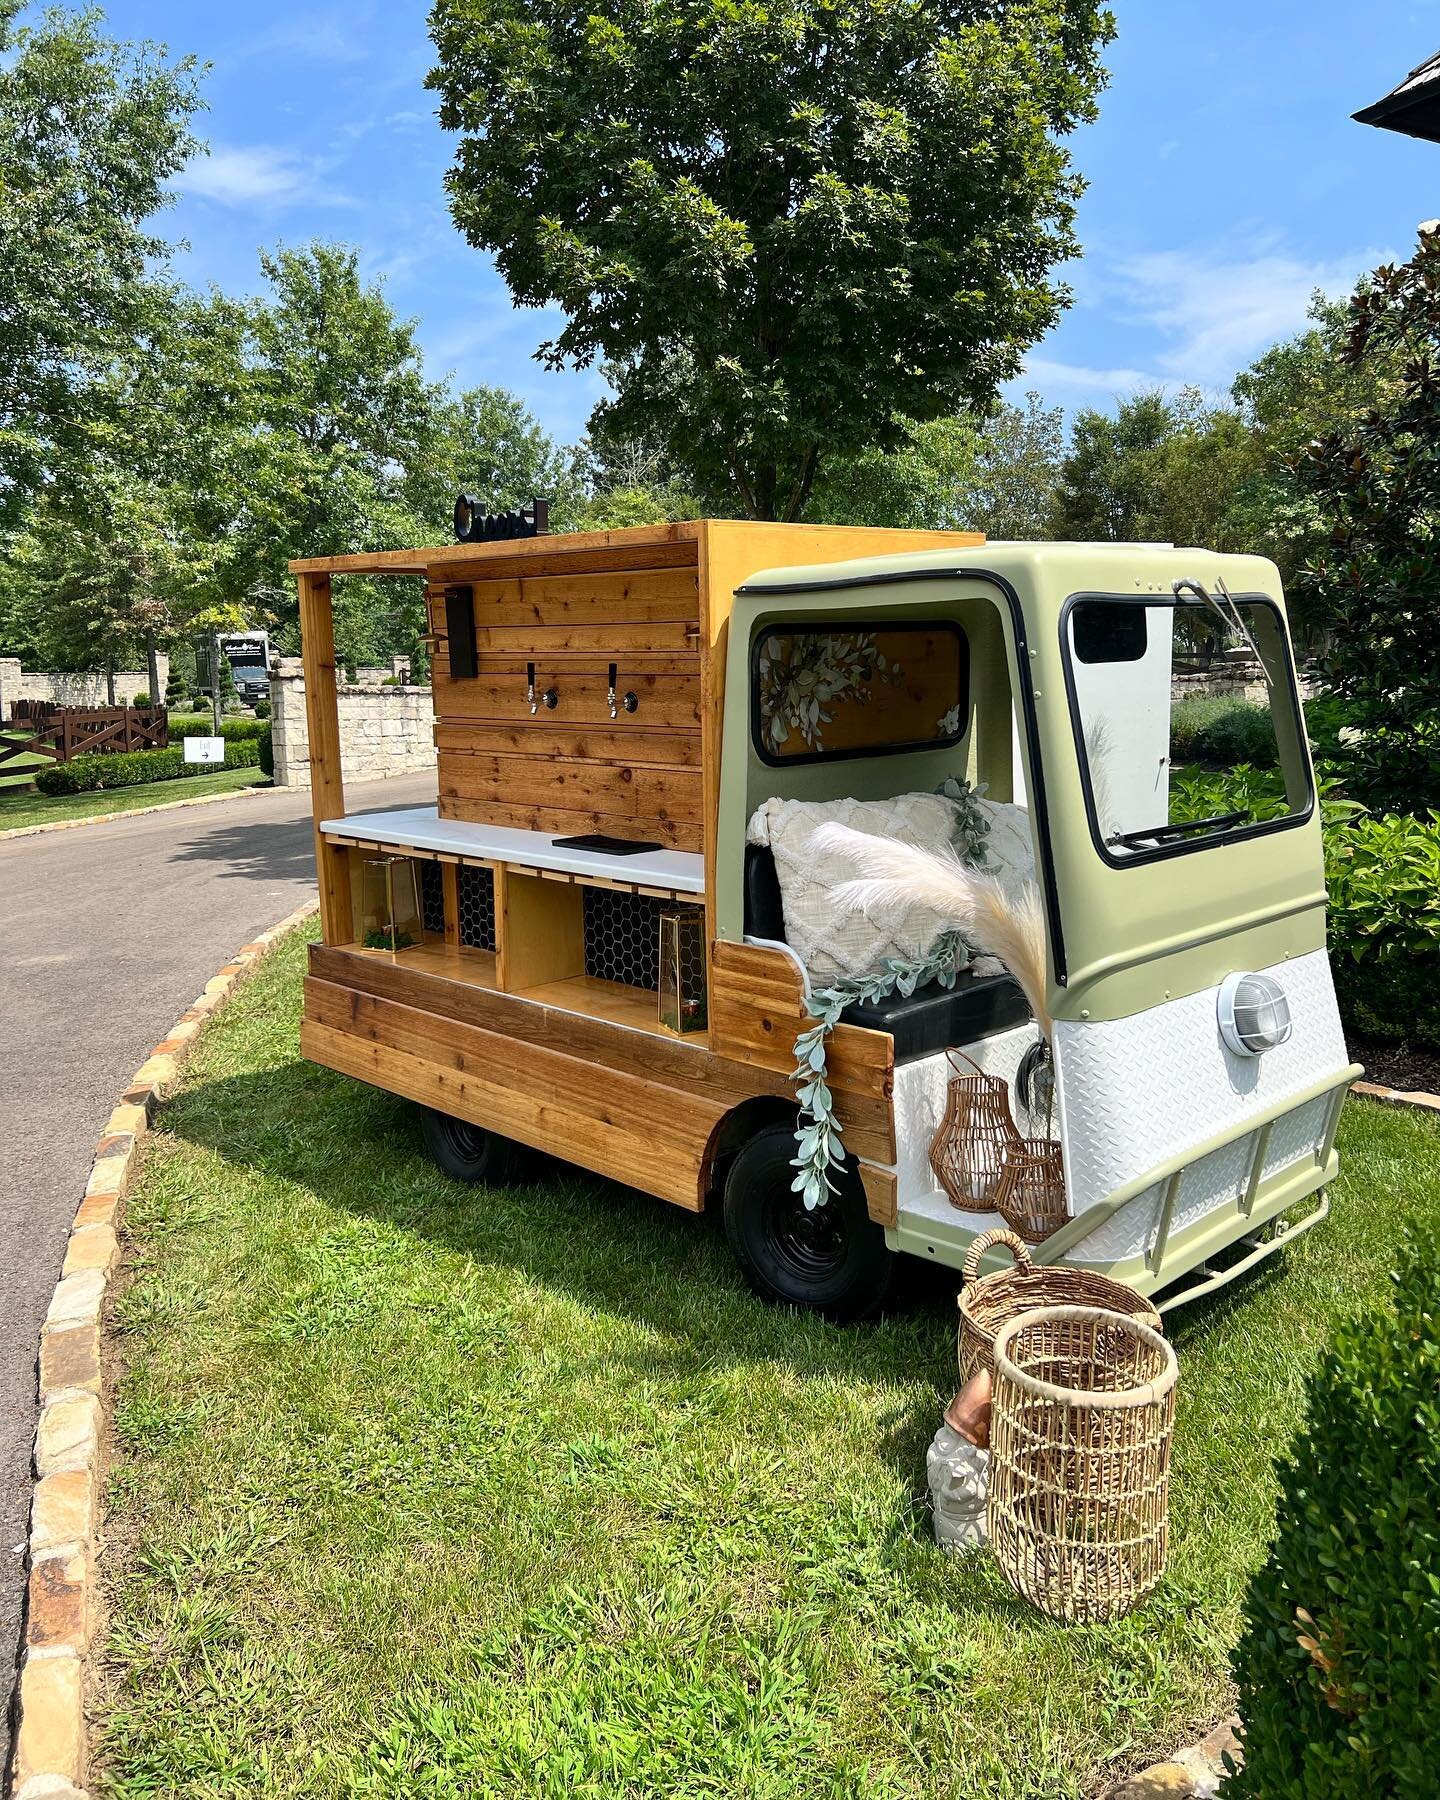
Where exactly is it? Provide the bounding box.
[453,494,550,544]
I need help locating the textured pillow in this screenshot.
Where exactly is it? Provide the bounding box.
[747,792,1033,984]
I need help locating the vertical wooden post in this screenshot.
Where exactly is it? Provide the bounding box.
[298,571,352,944]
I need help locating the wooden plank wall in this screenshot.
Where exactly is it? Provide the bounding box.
[428,556,704,849]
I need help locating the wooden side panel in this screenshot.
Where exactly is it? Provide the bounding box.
[859,1164,898,1228]
[297,571,351,944]
[302,988,717,1210]
[707,941,893,1102]
[307,944,895,1162]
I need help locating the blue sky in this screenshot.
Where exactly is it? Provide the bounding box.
[88,0,1440,446]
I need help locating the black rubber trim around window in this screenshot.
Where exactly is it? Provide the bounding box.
[1057,589,1316,871]
[748,618,969,768]
[734,566,1067,986]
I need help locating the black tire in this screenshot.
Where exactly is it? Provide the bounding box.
[722,1121,894,1322]
[419,1106,521,1184]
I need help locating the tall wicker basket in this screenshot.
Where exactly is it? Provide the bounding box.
[987,1305,1179,1624]
[956,1230,1162,1388]
[929,1050,1021,1210]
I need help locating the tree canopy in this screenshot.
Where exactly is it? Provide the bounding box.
[0,1,201,530]
[427,0,1115,518]
[1295,229,1440,810]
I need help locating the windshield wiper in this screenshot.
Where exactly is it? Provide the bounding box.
[1109,809,1248,850]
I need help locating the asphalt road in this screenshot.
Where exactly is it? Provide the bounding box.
[0,768,436,1763]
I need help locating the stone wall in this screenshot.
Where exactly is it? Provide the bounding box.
[269,669,436,789]
[0,655,171,713]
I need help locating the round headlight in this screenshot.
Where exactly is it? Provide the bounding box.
[1217,971,1292,1057]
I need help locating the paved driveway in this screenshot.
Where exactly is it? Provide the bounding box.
[0,769,437,1765]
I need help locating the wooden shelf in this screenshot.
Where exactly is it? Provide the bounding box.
[512,973,694,1040]
[342,941,499,990]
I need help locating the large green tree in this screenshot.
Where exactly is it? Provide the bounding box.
[1296,230,1440,810]
[1047,387,1263,553]
[427,0,1114,520]
[0,1,200,529]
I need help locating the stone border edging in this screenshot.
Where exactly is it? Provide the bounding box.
[9,898,320,1800]
[1350,1077,1440,1114]
[1,779,272,842]
[1100,1714,1241,1798]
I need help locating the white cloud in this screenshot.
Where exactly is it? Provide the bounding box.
[176,144,354,211]
[1112,243,1390,386]
[234,8,377,66]
[1017,355,1168,397]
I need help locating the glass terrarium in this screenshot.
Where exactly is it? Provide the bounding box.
[357,854,422,956]
[658,907,707,1034]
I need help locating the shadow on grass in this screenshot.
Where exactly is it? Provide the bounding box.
[161,1049,962,1466]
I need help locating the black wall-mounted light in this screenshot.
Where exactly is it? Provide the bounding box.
[453,494,551,544]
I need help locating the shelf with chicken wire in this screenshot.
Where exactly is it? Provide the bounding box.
[582,888,705,995]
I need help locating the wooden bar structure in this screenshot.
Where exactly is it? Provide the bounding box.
[293,519,982,1215]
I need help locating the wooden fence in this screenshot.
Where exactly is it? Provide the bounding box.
[2,703,169,777]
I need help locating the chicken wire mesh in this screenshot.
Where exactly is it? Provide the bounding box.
[418,860,446,935]
[582,889,705,993]
[457,865,497,951]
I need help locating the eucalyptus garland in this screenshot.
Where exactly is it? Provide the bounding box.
[788,780,991,1210]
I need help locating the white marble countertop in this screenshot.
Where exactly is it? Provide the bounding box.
[320,805,705,894]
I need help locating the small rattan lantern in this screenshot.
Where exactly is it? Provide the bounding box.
[929,1049,1021,1210]
[956,1229,1162,1388]
[988,1305,1178,1624]
[993,1137,1067,1244]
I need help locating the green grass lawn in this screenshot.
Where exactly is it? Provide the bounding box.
[0,764,268,831]
[98,927,1440,1800]
[0,727,53,790]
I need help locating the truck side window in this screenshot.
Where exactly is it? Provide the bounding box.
[1072,601,1147,664]
[752,621,967,765]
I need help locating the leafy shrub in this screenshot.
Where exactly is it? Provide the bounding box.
[1325,808,1440,1048]
[1170,698,1278,769]
[131,690,152,709]
[252,697,271,719]
[1228,1235,1440,1797]
[34,739,262,795]
[1169,763,1290,826]
[166,714,270,742]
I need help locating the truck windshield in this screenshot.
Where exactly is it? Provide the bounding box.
[1062,591,1313,866]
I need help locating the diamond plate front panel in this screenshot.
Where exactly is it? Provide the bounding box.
[1054,948,1348,1218]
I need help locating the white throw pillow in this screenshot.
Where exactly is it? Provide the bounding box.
[746,792,1034,985]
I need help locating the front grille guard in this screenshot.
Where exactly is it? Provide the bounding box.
[1037,1065,1361,1310]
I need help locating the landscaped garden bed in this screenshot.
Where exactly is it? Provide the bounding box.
[96,926,1440,1798]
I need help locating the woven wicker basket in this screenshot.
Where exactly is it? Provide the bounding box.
[987,1304,1179,1624]
[956,1229,1162,1389]
[994,1136,1067,1244]
[928,1050,1021,1210]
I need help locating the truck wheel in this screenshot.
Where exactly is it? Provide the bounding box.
[419,1106,520,1184]
[722,1122,894,1321]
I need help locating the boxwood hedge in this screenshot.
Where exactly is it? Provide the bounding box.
[34,737,264,796]
[1227,1236,1440,1796]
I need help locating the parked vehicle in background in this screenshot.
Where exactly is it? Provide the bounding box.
[197,632,271,708]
